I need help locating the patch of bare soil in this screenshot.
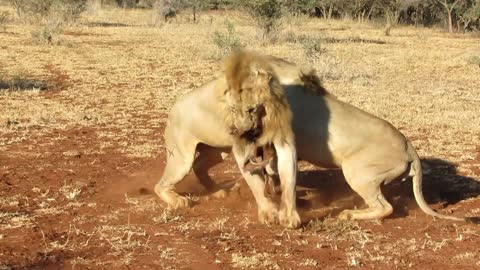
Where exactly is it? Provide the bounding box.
[1,121,480,270]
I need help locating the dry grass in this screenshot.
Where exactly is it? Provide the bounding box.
[231,252,280,269]
[0,4,479,269]
[0,6,478,168]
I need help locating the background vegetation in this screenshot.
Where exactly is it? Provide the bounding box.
[3,0,480,32]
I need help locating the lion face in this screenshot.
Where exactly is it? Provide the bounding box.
[224,89,266,140]
[218,51,294,153]
[223,67,276,140]
[226,102,265,141]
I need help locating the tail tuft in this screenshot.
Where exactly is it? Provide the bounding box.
[465,217,480,224]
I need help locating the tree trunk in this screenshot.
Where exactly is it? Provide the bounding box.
[394,9,400,24]
[328,3,334,19]
[463,19,471,32]
[366,5,375,20]
[321,6,328,19]
[193,6,196,22]
[447,9,453,32]
[415,3,419,27]
[437,0,460,33]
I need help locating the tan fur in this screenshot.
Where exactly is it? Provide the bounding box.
[155,51,301,228]
[154,52,472,230]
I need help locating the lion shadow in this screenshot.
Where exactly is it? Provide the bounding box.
[84,22,131,27]
[295,158,480,222]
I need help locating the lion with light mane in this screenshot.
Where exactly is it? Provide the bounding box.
[219,51,294,166]
[155,51,472,229]
[155,51,301,228]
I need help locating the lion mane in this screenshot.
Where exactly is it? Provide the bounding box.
[217,51,294,146]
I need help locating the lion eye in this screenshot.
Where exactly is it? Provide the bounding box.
[247,107,255,114]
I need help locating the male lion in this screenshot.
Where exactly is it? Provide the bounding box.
[155,51,470,228]
[219,51,294,168]
[155,51,301,228]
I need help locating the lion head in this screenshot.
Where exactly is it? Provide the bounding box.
[217,51,294,146]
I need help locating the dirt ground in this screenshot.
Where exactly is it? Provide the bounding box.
[1,5,480,270]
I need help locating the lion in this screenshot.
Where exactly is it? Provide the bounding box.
[155,51,301,228]
[155,51,471,228]
[219,51,294,169]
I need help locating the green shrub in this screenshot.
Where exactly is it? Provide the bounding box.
[300,36,325,63]
[31,20,64,45]
[0,11,10,32]
[10,0,87,24]
[212,20,243,57]
[242,0,283,40]
[283,30,300,43]
[116,0,139,8]
[468,55,480,67]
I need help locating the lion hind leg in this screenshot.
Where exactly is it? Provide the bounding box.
[338,187,393,221]
[193,144,232,199]
[193,144,226,190]
[155,140,197,209]
[339,162,408,220]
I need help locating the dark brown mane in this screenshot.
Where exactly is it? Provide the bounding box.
[299,69,329,96]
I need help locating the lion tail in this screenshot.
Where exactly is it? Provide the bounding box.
[407,141,467,222]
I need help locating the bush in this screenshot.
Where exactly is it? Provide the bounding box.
[212,20,243,57]
[283,30,300,43]
[468,55,480,67]
[300,36,325,63]
[54,0,88,23]
[151,0,178,25]
[0,11,10,32]
[137,0,156,8]
[31,20,64,45]
[116,0,139,8]
[10,0,87,24]
[242,0,283,40]
[282,0,316,16]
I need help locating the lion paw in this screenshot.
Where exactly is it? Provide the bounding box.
[170,195,190,209]
[155,187,190,209]
[279,208,301,229]
[258,203,279,226]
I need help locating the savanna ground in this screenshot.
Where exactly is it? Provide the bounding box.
[1,4,480,270]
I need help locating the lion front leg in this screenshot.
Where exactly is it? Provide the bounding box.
[232,143,279,226]
[275,141,301,229]
[155,147,195,209]
[155,125,197,209]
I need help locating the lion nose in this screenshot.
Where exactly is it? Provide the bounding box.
[238,119,255,133]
